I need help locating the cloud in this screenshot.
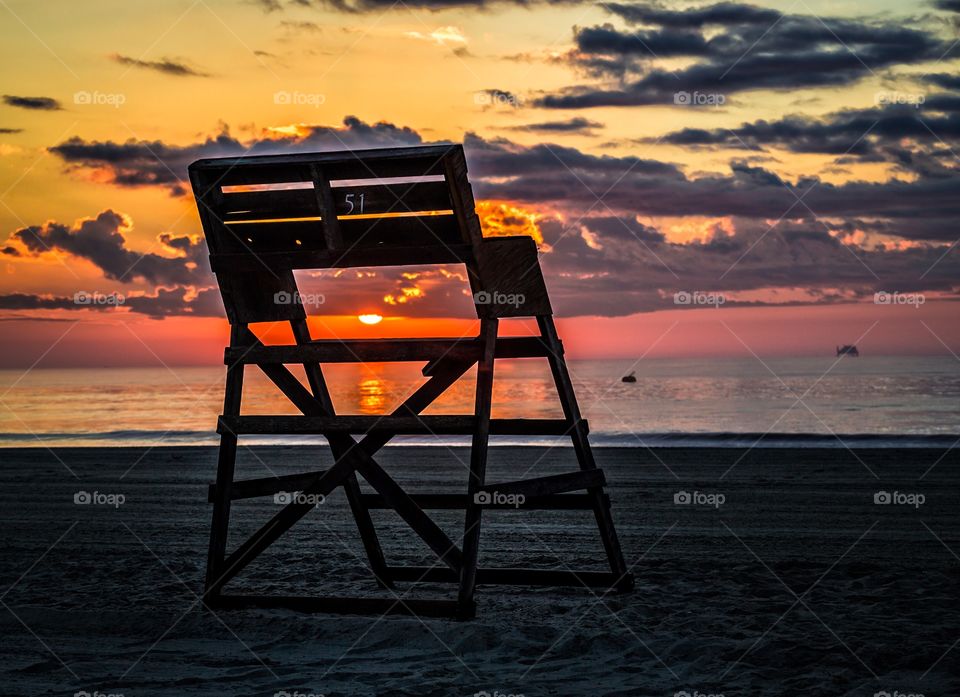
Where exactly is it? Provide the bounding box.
[2,95,62,111]
[652,97,960,178]
[36,119,960,319]
[476,88,523,109]
[50,116,424,194]
[5,210,209,286]
[110,54,210,77]
[536,3,951,108]
[530,215,960,317]
[926,72,960,90]
[405,26,467,46]
[505,117,604,133]
[0,128,24,134]
[289,0,576,10]
[0,287,224,319]
[280,20,322,32]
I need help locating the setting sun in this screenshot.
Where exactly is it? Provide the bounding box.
[358,314,383,325]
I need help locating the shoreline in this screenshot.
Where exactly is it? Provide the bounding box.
[2,431,958,449]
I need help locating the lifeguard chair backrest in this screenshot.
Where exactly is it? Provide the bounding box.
[188,144,484,325]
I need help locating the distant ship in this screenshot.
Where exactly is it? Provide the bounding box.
[836,344,860,357]
[622,371,637,383]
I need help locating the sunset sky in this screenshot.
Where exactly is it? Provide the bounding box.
[1,0,959,366]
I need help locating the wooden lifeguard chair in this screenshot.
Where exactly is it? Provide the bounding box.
[188,144,632,619]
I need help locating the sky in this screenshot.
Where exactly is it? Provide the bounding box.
[0,0,959,366]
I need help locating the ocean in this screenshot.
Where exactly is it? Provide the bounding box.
[1,356,958,448]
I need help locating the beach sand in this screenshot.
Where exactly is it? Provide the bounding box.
[1,445,958,696]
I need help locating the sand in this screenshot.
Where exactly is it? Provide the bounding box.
[1,444,958,696]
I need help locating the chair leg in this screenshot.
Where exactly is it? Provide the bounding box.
[205,359,244,600]
[537,315,632,591]
[458,318,499,616]
[291,319,393,589]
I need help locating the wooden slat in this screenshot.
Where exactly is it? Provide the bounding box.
[224,336,551,365]
[338,214,461,248]
[210,593,473,619]
[208,155,450,188]
[189,143,461,170]
[215,164,315,187]
[218,415,583,436]
[208,471,326,502]
[220,187,319,219]
[208,243,473,272]
[386,566,625,589]
[479,469,605,498]
[224,220,325,246]
[208,478,606,508]
[329,181,451,216]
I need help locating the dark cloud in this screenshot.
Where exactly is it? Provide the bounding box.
[537,4,951,108]
[505,117,604,133]
[35,120,960,318]
[476,89,523,109]
[534,215,960,317]
[2,95,62,111]
[50,116,424,194]
[0,287,223,319]
[0,128,23,134]
[462,133,960,240]
[123,286,223,318]
[934,0,960,11]
[925,72,960,90]
[652,98,960,178]
[110,54,210,77]
[7,210,209,286]
[604,1,780,27]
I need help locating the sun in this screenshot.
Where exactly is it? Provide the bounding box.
[358,314,383,325]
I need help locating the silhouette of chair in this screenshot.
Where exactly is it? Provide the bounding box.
[188,144,632,619]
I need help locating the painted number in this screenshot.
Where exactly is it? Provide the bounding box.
[344,193,365,214]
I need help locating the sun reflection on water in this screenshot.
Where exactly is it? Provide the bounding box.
[358,375,387,414]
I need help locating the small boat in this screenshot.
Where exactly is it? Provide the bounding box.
[621,371,637,383]
[836,344,860,357]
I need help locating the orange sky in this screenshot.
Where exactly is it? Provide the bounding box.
[0,0,958,366]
